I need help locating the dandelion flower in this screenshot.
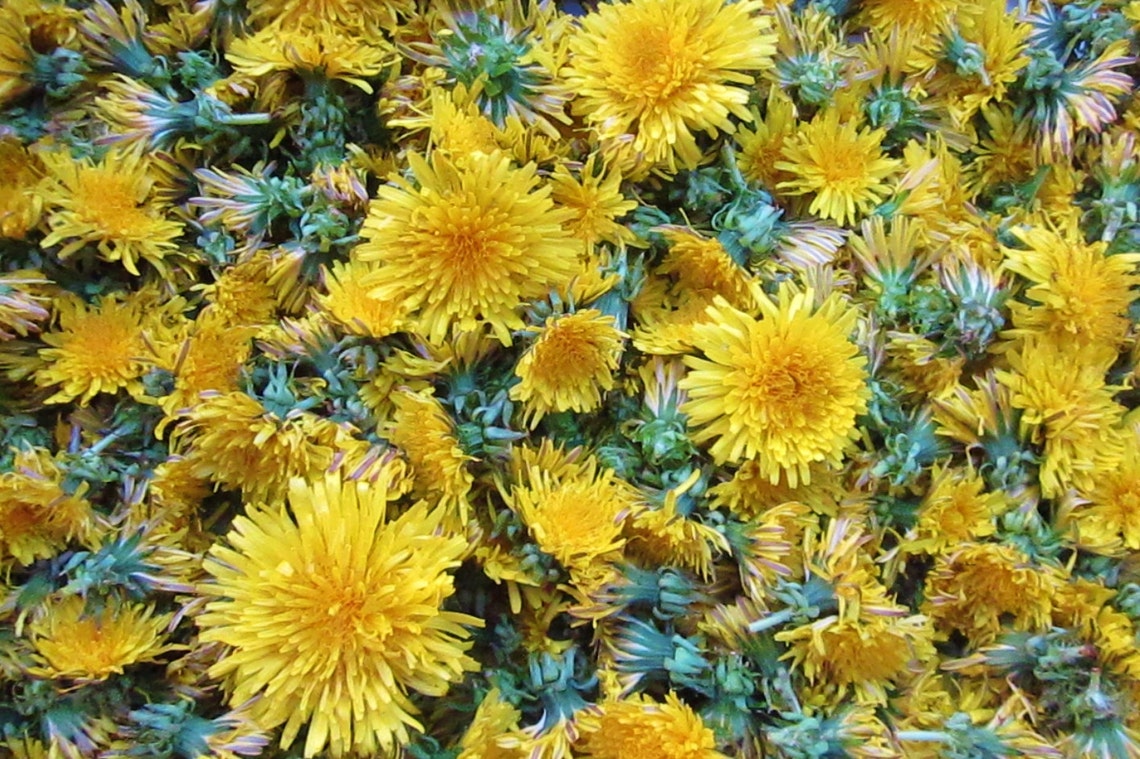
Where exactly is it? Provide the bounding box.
[0,448,93,565]
[1002,221,1140,355]
[776,610,935,706]
[0,138,43,239]
[679,285,869,485]
[997,340,1126,498]
[776,110,901,226]
[227,22,393,93]
[503,455,643,593]
[174,391,342,501]
[905,464,1009,555]
[38,146,184,277]
[550,155,638,252]
[197,473,481,758]
[356,151,578,345]
[575,692,726,759]
[458,688,527,759]
[1068,416,1140,553]
[245,0,411,34]
[317,259,406,338]
[386,388,474,525]
[159,312,255,422]
[510,309,627,428]
[29,596,175,682]
[923,542,1060,645]
[0,270,51,341]
[564,0,777,173]
[35,291,153,405]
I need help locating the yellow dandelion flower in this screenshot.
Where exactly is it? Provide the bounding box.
[0,138,43,239]
[575,692,725,759]
[735,88,798,192]
[510,309,627,428]
[625,471,730,579]
[0,448,92,566]
[29,596,175,682]
[196,253,279,327]
[859,0,956,38]
[174,391,342,501]
[356,151,578,345]
[386,388,474,526]
[1067,415,1140,553]
[245,0,411,35]
[458,688,527,759]
[0,270,51,341]
[550,155,638,252]
[657,227,755,311]
[710,459,845,521]
[679,285,868,484]
[37,146,184,277]
[997,340,1126,498]
[0,4,33,107]
[564,0,777,174]
[159,312,255,422]
[197,473,482,758]
[35,291,155,405]
[226,22,394,93]
[776,109,901,227]
[1002,221,1140,354]
[317,259,406,338]
[963,105,1039,199]
[776,610,935,706]
[905,464,1009,555]
[921,0,1031,125]
[503,455,643,594]
[923,542,1060,645]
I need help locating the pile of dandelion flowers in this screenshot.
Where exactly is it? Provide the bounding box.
[563,0,777,173]
[356,151,579,345]
[197,472,481,758]
[510,309,627,428]
[37,145,184,277]
[679,286,869,485]
[776,110,901,227]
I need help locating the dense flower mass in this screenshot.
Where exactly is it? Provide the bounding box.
[4,0,1140,757]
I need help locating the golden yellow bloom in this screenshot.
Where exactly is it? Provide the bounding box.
[357,151,578,345]
[859,0,956,38]
[0,4,33,107]
[458,688,527,759]
[1067,415,1140,553]
[550,155,638,251]
[624,472,729,579]
[997,340,1126,498]
[246,0,411,34]
[227,22,393,93]
[29,596,174,681]
[198,473,481,758]
[923,542,1060,645]
[657,227,754,310]
[710,459,845,520]
[37,146,184,277]
[503,454,643,593]
[317,259,406,338]
[159,312,255,423]
[196,253,279,327]
[735,88,798,192]
[564,0,777,173]
[35,291,154,405]
[679,285,868,484]
[0,448,92,566]
[386,388,474,525]
[777,610,935,706]
[0,138,43,239]
[175,391,343,501]
[511,309,626,428]
[905,464,1009,555]
[575,692,726,759]
[776,110,901,226]
[1002,221,1140,354]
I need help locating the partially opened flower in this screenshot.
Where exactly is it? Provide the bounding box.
[0,138,43,239]
[0,448,93,566]
[197,472,482,758]
[575,692,726,759]
[29,596,175,682]
[317,259,406,338]
[679,285,868,485]
[356,151,579,344]
[510,309,627,428]
[564,0,777,173]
